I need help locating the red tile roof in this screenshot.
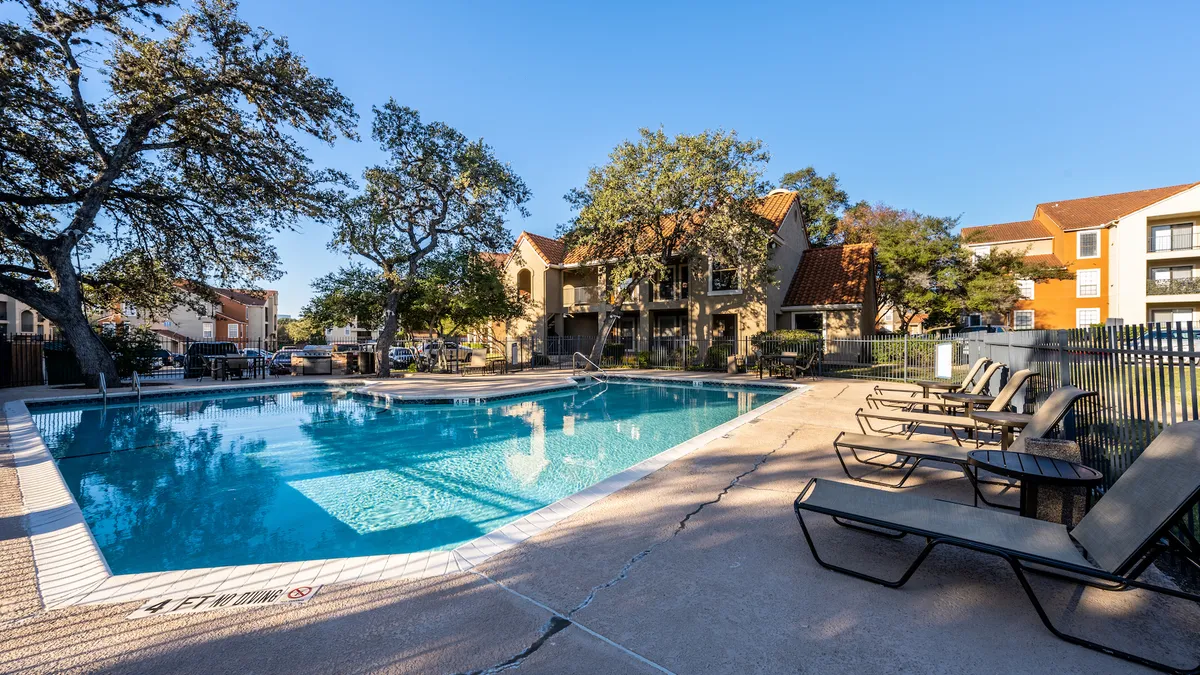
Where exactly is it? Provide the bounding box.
[479,251,509,267]
[783,243,874,306]
[152,328,191,342]
[1038,182,1199,231]
[961,220,1053,244]
[213,288,274,307]
[516,232,567,265]
[1024,253,1066,267]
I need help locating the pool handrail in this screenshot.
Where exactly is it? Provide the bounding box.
[98,372,107,407]
[572,352,609,382]
[131,371,141,404]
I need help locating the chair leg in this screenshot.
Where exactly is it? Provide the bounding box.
[1007,559,1200,675]
[834,443,920,488]
[794,508,937,588]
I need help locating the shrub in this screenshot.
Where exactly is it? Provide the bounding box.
[602,342,627,359]
[751,329,822,355]
[97,325,160,377]
[636,351,651,368]
[704,344,732,370]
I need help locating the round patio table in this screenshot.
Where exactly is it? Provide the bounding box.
[967,449,1103,517]
[969,410,1033,450]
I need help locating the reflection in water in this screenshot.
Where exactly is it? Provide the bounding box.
[32,384,780,573]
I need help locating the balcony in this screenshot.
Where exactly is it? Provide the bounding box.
[653,281,688,302]
[1147,277,1200,296]
[565,285,604,306]
[1148,232,1200,253]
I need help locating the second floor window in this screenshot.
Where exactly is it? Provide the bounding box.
[1077,269,1100,298]
[1016,279,1034,299]
[228,323,239,338]
[1077,231,1100,259]
[710,262,739,293]
[202,322,214,339]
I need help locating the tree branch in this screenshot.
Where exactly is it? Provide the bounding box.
[0,264,52,279]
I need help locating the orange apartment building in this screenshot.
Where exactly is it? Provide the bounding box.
[962,182,1200,330]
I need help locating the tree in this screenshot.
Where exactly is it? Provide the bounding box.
[0,0,357,382]
[779,166,855,247]
[276,316,321,346]
[947,248,1072,325]
[402,248,527,366]
[562,127,773,365]
[331,101,530,377]
[300,265,388,335]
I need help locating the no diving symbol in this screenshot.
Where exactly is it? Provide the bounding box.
[287,586,314,600]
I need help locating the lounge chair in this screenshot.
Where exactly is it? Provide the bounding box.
[866,362,1009,412]
[855,368,1033,445]
[872,356,991,398]
[835,386,1093,503]
[795,420,1200,674]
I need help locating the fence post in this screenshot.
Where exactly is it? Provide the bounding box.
[1057,330,1071,386]
[902,334,908,382]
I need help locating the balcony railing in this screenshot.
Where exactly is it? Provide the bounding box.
[565,285,604,306]
[1148,232,1199,253]
[1147,277,1200,295]
[653,281,688,301]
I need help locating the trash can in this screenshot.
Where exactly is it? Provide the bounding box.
[358,350,376,374]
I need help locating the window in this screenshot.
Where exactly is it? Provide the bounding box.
[122,301,137,316]
[20,310,33,333]
[1150,223,1194,252]
[516,269,532,297]
[227,323,239,338]
[967,313,983,327]
[1151,308,1193,325]
[1016,279,1034,299]
[793,313,823,331]
[202,322,214,339]
[1077,231,1100,259]
[1013,310,1034,330]
[1076,308,1101,328]
[709,260,740,294]
[1076,269,1100,298]
[344,327,351,337]
[972,245,991,259]
[164,320,172,327]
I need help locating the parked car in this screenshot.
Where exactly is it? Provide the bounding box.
[389,346,416,366]
[151,349,184,370]
[242,347,273,360]
[184,341,239,377]
[270,348,300,374]
[420,341,470,361]
[956,325,1007,334]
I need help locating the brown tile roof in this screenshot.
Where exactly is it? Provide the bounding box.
[152,328,191,342]
[1024,253,1066,267]
[479,251,509,267]
[516,232,567,265]
[213,288,273,307]
[559,191,799,266]
[784,243,874,307]
[960,220,1053,244]
[1038,182,1200,231]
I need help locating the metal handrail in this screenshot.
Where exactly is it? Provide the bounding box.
[98,372,107,406]
[572,351,609,381]
[131,371,142,403]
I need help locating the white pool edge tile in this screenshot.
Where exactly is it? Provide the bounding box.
[7,378,806,608]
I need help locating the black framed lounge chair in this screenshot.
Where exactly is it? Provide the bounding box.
[834,386,1094,504]
[855,368,1032,445]
[866,362,1009,412]
[795,420,1200,674]
[872,357,991,398]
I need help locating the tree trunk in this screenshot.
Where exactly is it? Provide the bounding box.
[375,286,401,377]
[588,309,621,368]
[57,309,117,386]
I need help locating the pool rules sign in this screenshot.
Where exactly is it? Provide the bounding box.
[127,585,321,619]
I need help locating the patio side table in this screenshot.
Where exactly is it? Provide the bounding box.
[967,449,1103,518]
[970,410,1033,450]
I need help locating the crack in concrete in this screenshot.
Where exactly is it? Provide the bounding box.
[456,427,797,674]
[568,427,799,616]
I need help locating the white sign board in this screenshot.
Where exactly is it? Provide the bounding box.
[127,584,321,620]
[935,343,953,380]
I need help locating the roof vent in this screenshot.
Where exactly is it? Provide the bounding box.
[767,188,792,196]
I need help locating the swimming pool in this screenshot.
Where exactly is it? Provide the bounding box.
[31,381,784,574]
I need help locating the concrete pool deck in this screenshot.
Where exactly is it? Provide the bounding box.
[0,373,1196,673]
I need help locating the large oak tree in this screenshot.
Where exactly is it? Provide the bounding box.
[561,127,774,365]
[331,101,530,377]
[0,0,356,381]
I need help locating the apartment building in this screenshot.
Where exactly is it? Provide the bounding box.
[106,287,280,349]
[962,181,1200,329]
[495,190,877,346]
[0,295,56,338]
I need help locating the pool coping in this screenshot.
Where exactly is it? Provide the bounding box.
[7,374,806,609]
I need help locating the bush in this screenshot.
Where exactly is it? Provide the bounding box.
[97,325,159,377]
[636,351,651,368]
[751,329,821,355]
[602,342,627,359]
[704,344,732,370]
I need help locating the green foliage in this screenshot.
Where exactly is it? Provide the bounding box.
[955,248,1072,320]
[703,344,732,369]
[401,247,529,338]
[561,127,773,363]
[779,167,856,247]
[869,337,938,365]
[301,265,388,331]
[330,101,529,374]
[0,0,357,378]
[636,351,651,368]
[97,325,160,377]
[750,329,822,345]
[277,316,322,345]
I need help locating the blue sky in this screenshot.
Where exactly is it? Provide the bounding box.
[236,0,1200,314]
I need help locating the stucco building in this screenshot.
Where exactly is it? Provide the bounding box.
[963,181,1200,329]
[105,287,280,350]
[493,190,876,348]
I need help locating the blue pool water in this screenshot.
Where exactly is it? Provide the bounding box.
[31,382,782,574]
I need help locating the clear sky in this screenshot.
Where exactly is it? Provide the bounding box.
[235,0,1200,315]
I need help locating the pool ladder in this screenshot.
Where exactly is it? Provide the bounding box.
[98,372,107,407]
[131,371,142,404]
[571,352,609,383]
